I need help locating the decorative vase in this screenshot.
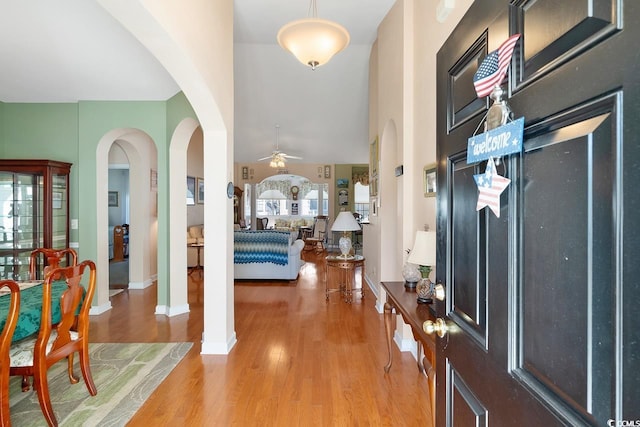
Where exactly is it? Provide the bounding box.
[402,263,421,289]
[416,278,433,304]
[416,265,433,303]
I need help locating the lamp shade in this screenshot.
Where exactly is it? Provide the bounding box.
[407,231,436,267]
[331,211,361,232]
[277,18,350,69]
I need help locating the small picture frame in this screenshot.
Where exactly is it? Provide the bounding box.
[370,136,379,177]
[424,164,437,197]
[197,177,204,204]
[337,178,349,188]
[324,165,331,179]
[53,191,63,209]
[242,166,249,180]
[187,176,196,205]
[369,176,378,197]
[150,169,158,191]
[108,191,119,207]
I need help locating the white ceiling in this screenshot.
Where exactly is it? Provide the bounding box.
[0,0,395,165]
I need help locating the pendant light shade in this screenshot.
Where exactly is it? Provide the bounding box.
[277,1,350,70]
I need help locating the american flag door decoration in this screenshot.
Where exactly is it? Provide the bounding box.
[474,157,510,218]
[473,34,520,98]
[469,34,520,217]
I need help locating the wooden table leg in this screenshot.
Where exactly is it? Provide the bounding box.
[361,263,365,299]
[325,262,329,301]
[424,356,436,427]
[346,266,353,303]
[383,301,394,373]
[416,340,425,374]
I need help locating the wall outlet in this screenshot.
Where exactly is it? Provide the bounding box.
[71,219,78,229]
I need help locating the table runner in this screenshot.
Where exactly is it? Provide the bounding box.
[0,281,67,341]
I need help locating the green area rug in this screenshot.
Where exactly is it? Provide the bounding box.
[9,342,193,426]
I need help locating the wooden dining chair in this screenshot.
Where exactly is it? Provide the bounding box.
[29,248,78,281]
[0,280,20,427]
[10,260,97,427]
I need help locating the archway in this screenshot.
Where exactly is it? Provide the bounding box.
[98,0,235,354]
[165,117,201,317]
[94,128,157,314]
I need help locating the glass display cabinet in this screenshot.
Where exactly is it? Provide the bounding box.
[0,160,72,280]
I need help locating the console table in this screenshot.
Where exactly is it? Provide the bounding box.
[381,281,436,425]
[188,243,204,277]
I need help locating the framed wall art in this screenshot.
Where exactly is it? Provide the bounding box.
[108,191,119,207]
[187,176,196,205]
[423,164,437,197]
[369,176,378,197]
[370,136,379,177]
[197,177,205,204]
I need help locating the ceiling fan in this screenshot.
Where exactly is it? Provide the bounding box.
[257,125,302,168]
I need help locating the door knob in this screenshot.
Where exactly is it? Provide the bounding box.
[434,283,445,301]
[423,317,448,338]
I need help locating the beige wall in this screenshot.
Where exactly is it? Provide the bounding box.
[367,0,473,324]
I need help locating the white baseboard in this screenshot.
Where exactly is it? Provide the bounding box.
[128,278,154,290]
[394,330,419,359]
[155,304,190,317]
[89,301,112,315]
[200,332,237,355]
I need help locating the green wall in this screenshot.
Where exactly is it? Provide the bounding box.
[1,103,80,242]
[0,94,199,307]
[0,102,4,153]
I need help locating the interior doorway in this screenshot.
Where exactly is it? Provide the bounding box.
[108,148,130,294]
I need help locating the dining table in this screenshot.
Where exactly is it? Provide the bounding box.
[0,280,68,342]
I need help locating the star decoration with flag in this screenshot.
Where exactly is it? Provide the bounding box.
[474,157,510,217]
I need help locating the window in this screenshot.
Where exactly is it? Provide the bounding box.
[354,182,370,221]
[301,183,328,216]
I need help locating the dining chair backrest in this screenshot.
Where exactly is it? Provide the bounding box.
[29,248,78,281]
[0,280,20,426]
[40,260,96,359]
[11,260,98,426]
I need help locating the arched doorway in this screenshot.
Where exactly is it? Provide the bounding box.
[94,129,158,313]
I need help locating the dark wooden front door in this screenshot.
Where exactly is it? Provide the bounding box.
[435,0,639,424]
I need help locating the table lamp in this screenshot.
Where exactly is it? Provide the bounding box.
[407,230,436,303]
[331,211,361,259]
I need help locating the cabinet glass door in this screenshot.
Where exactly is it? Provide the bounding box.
[52,173,67,250]
[0,172,43,279]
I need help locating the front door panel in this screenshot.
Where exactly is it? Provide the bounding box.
[436,1,639,425]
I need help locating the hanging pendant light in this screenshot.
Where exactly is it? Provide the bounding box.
[277,0,350,70]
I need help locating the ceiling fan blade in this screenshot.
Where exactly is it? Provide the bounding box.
[257,156,272,161]
[282,154,302,160]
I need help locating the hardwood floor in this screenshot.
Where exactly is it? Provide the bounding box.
[89,251,433,426]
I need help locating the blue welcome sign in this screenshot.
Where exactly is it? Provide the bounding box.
[467,117,524,164]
